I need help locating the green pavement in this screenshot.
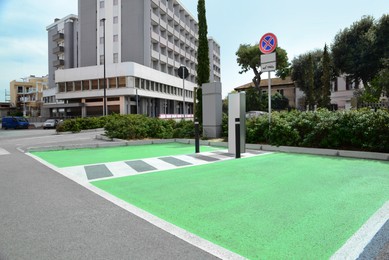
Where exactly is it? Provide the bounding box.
[92,153,389,259]
[31,142,221,167]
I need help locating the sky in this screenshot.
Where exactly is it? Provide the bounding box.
[0,0,388,101]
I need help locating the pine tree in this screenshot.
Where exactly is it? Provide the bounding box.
[195,0,210,124]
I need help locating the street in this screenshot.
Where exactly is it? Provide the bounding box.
[0,129,217,260]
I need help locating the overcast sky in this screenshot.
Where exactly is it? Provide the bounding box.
[0,0,388,101]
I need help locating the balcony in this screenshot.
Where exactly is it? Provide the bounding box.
[52,33,64,42]
[151,50,159,61]
[52,46,64,54]
[53,59,65,68]
[151,12,159,25]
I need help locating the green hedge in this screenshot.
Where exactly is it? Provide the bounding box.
[57,114,196,140]
[243,109,389,153]
[58,109,389,153]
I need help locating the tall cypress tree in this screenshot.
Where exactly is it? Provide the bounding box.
[195,0,210,124]
[305,54,315,109]
[320,44,331,108]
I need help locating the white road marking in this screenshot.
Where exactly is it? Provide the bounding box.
[330,201,389,260]
[0,148,10,155]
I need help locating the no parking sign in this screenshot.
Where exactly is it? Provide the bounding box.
[259,33,278,54]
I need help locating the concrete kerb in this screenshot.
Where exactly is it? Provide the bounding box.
[26,136,389,161]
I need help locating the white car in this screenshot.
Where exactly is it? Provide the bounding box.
[43,119,58,129]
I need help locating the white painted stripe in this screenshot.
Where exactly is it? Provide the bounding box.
[330,201,389,260]
[84,182,245,260]
[105,161,138,178]
[143,158,177,171]
[0,148,10,155]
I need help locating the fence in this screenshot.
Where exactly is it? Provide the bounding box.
[358,101,389,110]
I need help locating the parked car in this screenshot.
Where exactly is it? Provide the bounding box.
[1,116,30,129]
[43,119,59,129]
[246,111,267,119]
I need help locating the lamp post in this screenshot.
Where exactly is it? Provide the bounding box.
[101,18,107,116]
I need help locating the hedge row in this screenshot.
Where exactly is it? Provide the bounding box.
[243,109,389,153]
[57,114,195,140]
[58,109,389,153]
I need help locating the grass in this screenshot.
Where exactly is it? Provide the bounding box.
[31,142,221,167]
[92,153,389,259]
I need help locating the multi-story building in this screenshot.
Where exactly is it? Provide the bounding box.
[45,0,221,118]
[208,37,221,82]
[9,76,48,117]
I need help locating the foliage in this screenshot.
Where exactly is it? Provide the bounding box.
[320,44,332,107]
[271,92,289,110]
[331,16,378,87]
[244,109,389,153]
[57,115,197,140]
[195,0,210,125]
[245,87,266,112]
[56,116,108,133]
[236,44,290,89]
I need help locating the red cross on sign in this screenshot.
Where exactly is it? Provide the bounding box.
[259,33,278,54]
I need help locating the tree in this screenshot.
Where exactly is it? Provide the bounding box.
[320,44,332,107]
[291,50,322,107]
[236,44,289,92]
[305,54,315,108]
[195,0,210,124]
[271,92,289,110]
[245,87,266,112]
[331,16,378,87]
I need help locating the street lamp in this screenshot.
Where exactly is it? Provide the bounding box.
[101,18,107,116]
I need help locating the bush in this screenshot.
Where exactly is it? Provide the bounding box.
[244,109,389,152]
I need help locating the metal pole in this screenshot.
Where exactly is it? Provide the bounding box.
[136,89,139,114]
[195,120,200,153]
[235,118,241,159]
[102,18,107,116]
[268,71,272,125]
[183,71,186,119]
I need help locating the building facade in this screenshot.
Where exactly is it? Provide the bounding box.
[9,76,48,117]
[331,75,363,110]
[235,77,304,109]
[45,0,220,118]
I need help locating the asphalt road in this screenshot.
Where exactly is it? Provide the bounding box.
[0,129,218,260]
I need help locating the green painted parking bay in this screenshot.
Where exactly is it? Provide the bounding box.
[31,142,222,168]
[92,153,389,259]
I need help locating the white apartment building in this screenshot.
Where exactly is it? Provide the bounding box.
[45,0,221,118]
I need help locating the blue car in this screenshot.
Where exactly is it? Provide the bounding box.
[1,116,30,129]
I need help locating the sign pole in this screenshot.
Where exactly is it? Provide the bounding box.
[183,70,186,119]
[268,72,272,125]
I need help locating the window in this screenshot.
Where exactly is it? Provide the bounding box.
[100,37,104,44]
[332,79,338,92]
[100,55,104,65]
[99,1,104,8]
[113,53,118,63]
[113,34,119,42]
[113,16,119,24]
[113,0,118,5]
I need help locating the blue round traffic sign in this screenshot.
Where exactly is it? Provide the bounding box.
[259,33,278,54]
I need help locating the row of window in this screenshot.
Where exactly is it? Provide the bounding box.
[58,77,127,93]
[99,0,118,9]
[56,76,193,99]
[134,78,193,99]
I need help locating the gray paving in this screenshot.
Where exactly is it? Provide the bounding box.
[0,129,218,260]
[358,220,389,260]
[85,164,113,180]
[187,154,220,162]
[126,160,157,172]
[159,156,193,167]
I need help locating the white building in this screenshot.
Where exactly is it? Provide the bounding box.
[45,0,221,118]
